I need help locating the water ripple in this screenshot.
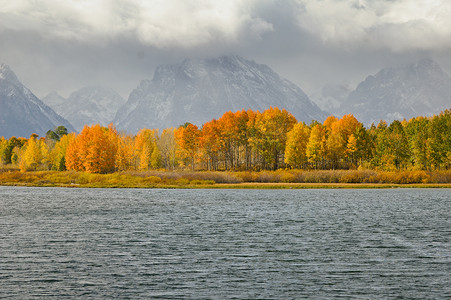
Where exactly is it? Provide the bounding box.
[0,187,450,299]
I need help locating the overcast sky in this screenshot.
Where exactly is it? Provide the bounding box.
[1,0,451,99]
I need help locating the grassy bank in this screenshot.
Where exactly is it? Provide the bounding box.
[1,169,451,189]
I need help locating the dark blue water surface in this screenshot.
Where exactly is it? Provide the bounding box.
[0,187,450,299]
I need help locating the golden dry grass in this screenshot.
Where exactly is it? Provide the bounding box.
[1,168,450,188]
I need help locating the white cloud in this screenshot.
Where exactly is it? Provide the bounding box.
[295,0,451,51]
[0,0,273,47]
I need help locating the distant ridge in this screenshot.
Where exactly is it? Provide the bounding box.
[0,64,75,138]
[341,58,451,125]
[43,86,125,131]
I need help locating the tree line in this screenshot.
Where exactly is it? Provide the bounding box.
[1,107,450,173]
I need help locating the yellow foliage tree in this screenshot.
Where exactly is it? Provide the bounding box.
[115,134,136,171]
[20,136,48,171]
[135,129,158,170]
[284,122,311,168]
[306,124,326,169]
[150,145,162,169]
[158,128,178,170]
[346,134,358,166]
[254,107,297,170]
[139,142,152,170]
[50,133,75,171]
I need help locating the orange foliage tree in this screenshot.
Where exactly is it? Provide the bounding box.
[200,119,221,170]
[12,107,451,173]
[326,114,362,169]
[175,123,200,171]
[217,111,240,170]
[65,124,118,173]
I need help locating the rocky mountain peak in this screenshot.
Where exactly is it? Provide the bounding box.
[114,55,326,133]
[0,64,74,138]
[0,64,22,87]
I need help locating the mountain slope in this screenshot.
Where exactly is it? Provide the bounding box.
[41,91,66,115]
[114,55,327,133]
[0,64,75,138]
[44,86,125,131]
[342,59,451,125]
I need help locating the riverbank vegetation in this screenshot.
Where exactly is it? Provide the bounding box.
[1,107,450,188]
[1,169,450,188]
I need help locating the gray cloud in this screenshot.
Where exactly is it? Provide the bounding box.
[294,0,451,51]
[0,0,450,100]
[0,0,273,47]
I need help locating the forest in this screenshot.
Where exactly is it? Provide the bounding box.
[1,108,450,180]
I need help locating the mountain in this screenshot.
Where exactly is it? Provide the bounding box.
[44,86,125,131]
[114,55,327,133]
[341,59,451,125]
[0,64,74,138]
[41,91,66,114]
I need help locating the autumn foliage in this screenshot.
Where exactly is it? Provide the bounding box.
[66,124,118,173]
[1,107,450,174]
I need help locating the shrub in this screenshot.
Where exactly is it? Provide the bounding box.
[280,172,296,183]
[256,171,281,183]
[143,176,162,184]
[235,171,259,182]
[430,171,451,183]
[190,179,215,185]
[175,178,190,186]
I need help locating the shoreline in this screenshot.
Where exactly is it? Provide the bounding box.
[210,182,451,189]
[1,182,450,189]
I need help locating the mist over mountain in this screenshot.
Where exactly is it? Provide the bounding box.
[42,91,66,114]
[114,55,327,133]
[313,83,351,113]
[43,86,125,131]
[340,59,451,125]
[0,64,74,138]
[3,56,450,138]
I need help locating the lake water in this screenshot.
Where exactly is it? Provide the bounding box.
[0,187,450,299]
